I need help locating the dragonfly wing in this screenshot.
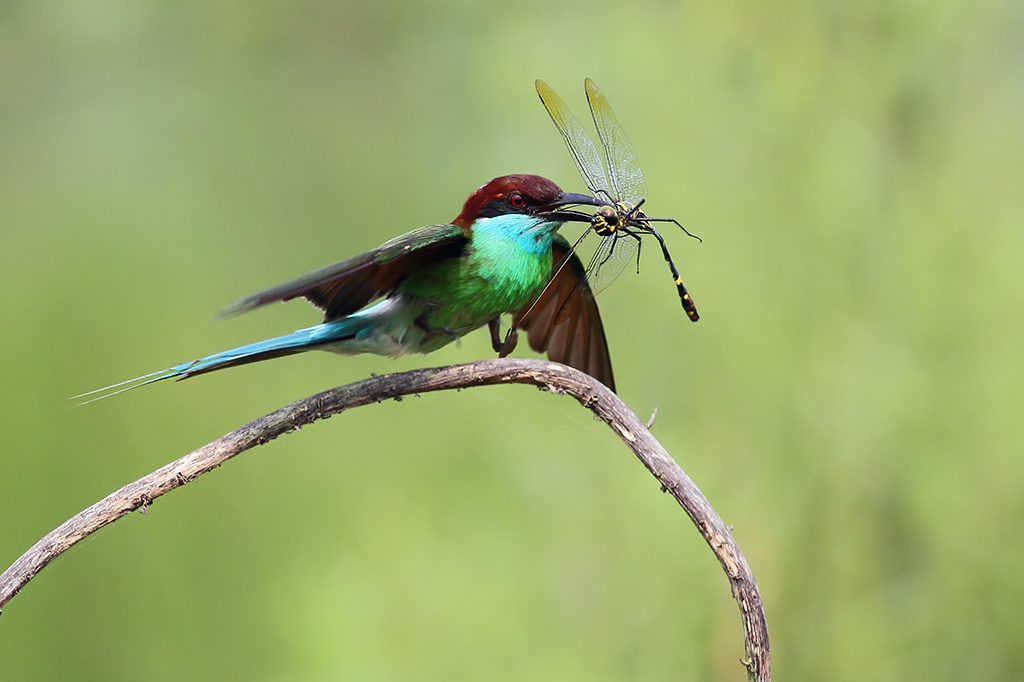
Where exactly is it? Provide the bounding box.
[584,78,647,205]
[536,80,612,200]
[219,223,469,321]
[586,232,640,297]
[512,234,615,392]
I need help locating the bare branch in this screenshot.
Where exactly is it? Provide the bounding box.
[1,358,770,680]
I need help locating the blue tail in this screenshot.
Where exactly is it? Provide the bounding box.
[71,318,365,404]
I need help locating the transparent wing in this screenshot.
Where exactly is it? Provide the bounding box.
[586,232,640,297]
[536,80,612,201]
[584,78,647,205]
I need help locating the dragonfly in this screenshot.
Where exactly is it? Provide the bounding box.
[535,78,700,322]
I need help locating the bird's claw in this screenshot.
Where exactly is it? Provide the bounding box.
[498,327,518,358]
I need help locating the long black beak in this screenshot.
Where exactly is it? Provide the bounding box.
[543,191,609,223]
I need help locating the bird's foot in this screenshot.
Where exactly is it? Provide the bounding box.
[498,328,519,358]
[488,318,519,357]
[417,319,462,347]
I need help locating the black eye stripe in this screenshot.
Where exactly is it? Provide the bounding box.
[477,195,538,219]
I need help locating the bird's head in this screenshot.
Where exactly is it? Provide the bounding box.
[453,174,602,232]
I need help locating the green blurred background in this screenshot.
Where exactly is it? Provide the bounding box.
[2,1,1022,680]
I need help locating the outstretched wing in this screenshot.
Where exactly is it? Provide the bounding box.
[584,78,647,205]
[535,79,611,201]
[512,234,615,392]
[219,224,469,321]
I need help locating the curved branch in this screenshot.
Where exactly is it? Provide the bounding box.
[0,358,770,680]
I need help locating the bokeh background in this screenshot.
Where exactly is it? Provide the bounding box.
[3,1,1022,680]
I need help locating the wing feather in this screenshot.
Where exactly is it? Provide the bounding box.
[219,224,469,321]
[512,235,615,391]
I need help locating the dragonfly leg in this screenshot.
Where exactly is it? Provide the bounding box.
[633,231,643,275]
[616,226,644,274]
[644,215,702,243]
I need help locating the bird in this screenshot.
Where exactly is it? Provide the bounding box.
[75,174,616,403]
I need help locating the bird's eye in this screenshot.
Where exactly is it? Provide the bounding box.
[508,193,525,209]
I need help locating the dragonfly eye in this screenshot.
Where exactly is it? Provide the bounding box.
[507,193,525,209]
[591,205,619,236]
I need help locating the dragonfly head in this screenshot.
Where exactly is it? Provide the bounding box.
[591,205,620,236]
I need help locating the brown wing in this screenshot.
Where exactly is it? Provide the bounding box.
[512,234,615,391]
[218,224,469,321]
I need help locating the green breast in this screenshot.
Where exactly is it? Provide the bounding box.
[399,215,555,332]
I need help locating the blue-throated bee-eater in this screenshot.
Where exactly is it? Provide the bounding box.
[75,174,616,402]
